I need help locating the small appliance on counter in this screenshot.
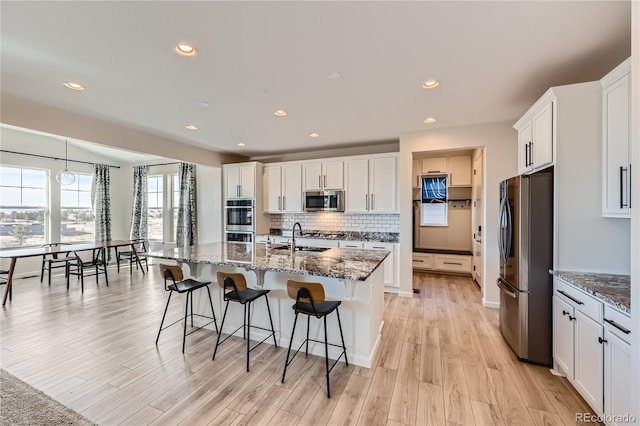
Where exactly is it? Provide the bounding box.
[497,169,553,366]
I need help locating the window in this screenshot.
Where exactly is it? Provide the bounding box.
[0,166,47,248]
[148,175,163,240]
[60,173,94,243]
[421,175,448,226]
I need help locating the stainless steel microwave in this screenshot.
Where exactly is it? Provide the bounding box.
[304,190,345,212]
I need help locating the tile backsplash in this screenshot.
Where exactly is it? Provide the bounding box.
[270,212,399,233]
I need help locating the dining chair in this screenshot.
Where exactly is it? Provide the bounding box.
[40,243,73,286]
[66,248,108,292]
[116,239,148,274]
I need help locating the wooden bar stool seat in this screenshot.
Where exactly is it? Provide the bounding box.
[212,271,277,372]
[156,264,218,353]
[281,280,348,398]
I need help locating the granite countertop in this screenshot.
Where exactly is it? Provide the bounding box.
[147,242,389,281]
[555,271,631,314]
[266,229,399,243]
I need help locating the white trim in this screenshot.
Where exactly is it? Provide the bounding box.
[482,298,499,309]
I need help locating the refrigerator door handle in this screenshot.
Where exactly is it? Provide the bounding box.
[505,198,513,260]
[497,196,507,261]
[497,278,517,299]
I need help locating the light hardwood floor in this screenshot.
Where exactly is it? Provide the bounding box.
[0,267,599,425]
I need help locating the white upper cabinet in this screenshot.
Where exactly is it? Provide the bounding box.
[514,91,555,175]
[601,58,631,218]
[224,162,256,199]
[448,155,472,187]
[420,157,447,174]
[412,158,420,188]
[345,154,398,213]
[303,160,343,191]
[263,163,302,213]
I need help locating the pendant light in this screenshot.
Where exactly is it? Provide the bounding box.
[55,140,76,185]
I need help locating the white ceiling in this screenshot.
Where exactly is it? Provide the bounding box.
[0,1,631,158]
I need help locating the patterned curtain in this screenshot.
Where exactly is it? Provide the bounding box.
[130,166,148,240]
[93,164,112,244]
[176,162,197,246]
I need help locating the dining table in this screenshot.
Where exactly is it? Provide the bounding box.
[0,240,146,306]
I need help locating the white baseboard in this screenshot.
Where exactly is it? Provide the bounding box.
[398,290,414,298]
[384,286,399,294]
[482,298,500,309]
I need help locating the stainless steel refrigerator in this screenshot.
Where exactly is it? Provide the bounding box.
[497,170,553,366]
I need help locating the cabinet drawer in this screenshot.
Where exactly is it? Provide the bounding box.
[339,241,364,249]
[297,238,339,248]
[412,253,433,270]
[603,305,631,343]
[363,242,394,251]
[434,255,472,273]
[554,278,603,322]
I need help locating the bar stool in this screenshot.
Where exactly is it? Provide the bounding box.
[212,271,277,372]
[281,280,348,398]
[156,264,218,353]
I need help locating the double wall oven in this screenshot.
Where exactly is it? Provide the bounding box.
[225,199,254,242]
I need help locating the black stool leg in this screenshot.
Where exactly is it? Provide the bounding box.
[306,315,311,356]
[156,291,173,345]
[282,312,299,384]
[264,295,277,347]
[190,291,194,327]
[48,263,52,286]
[182,291,190,353]
[66,263,70,290]
[336,308,348,366]
[243,304,247,339]
[212,300,230,360]
[205,286,218,333]
[246,301,251,372]
[324,315,331,398]
[40,260,45,283]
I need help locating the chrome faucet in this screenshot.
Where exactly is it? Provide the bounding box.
[291,222,302,253]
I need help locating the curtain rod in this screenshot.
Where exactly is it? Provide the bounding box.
[0,149,121,169]
[145,161,180,167]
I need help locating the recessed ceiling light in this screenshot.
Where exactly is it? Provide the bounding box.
[63,82,85,91]
[326,72,342,80]
[198,101,211,108]
[309,133,320,138]
[175,43,197,57]
[274,110,288,117]
[423,117,437,124]
[422,79,440,89]
[185,124,198,130]
[237,142,246,147]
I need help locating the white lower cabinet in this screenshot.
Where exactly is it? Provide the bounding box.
[552,295,575,379]
[603,307,632,426]
[553,277,632,420]
[573,310,603,414]
[363,242,397,288]
[411,252,472,275]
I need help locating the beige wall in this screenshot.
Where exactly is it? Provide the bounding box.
[400,121,518,305]
[1,94,246,166]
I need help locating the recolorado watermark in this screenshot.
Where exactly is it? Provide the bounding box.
[576,413,637,423]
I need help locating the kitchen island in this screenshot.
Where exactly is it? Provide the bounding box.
[147,242,390,367]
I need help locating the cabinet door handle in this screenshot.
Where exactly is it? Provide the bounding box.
[629,164,632,208]
[365,194,369,210]
[604,318,631,334]
[283,196,286,211]
[598,336,608,344]
[278,196,282,211]
[413,259,424,263]
[370,194,375,210]
[237,185,240,197]
[620,166,627,208]
[529,142,534,167]
[562,310,570,316]
[524,143,529,168]
[557,290,584,305]
[443,261,463,266]
[372,246,385,249]
[318,175,321,188]
[324,175,327,187]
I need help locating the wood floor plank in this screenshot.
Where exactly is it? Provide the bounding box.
[357,367,396,426]
[440,342,475,426]
[326,373,371,426]
[122,405,164,426]
[527,407,565,426]
[415,382,446,426]
[470,400,505,425]
[207,408,244,426]
[486,367,535,426]
[388,341,420,425]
